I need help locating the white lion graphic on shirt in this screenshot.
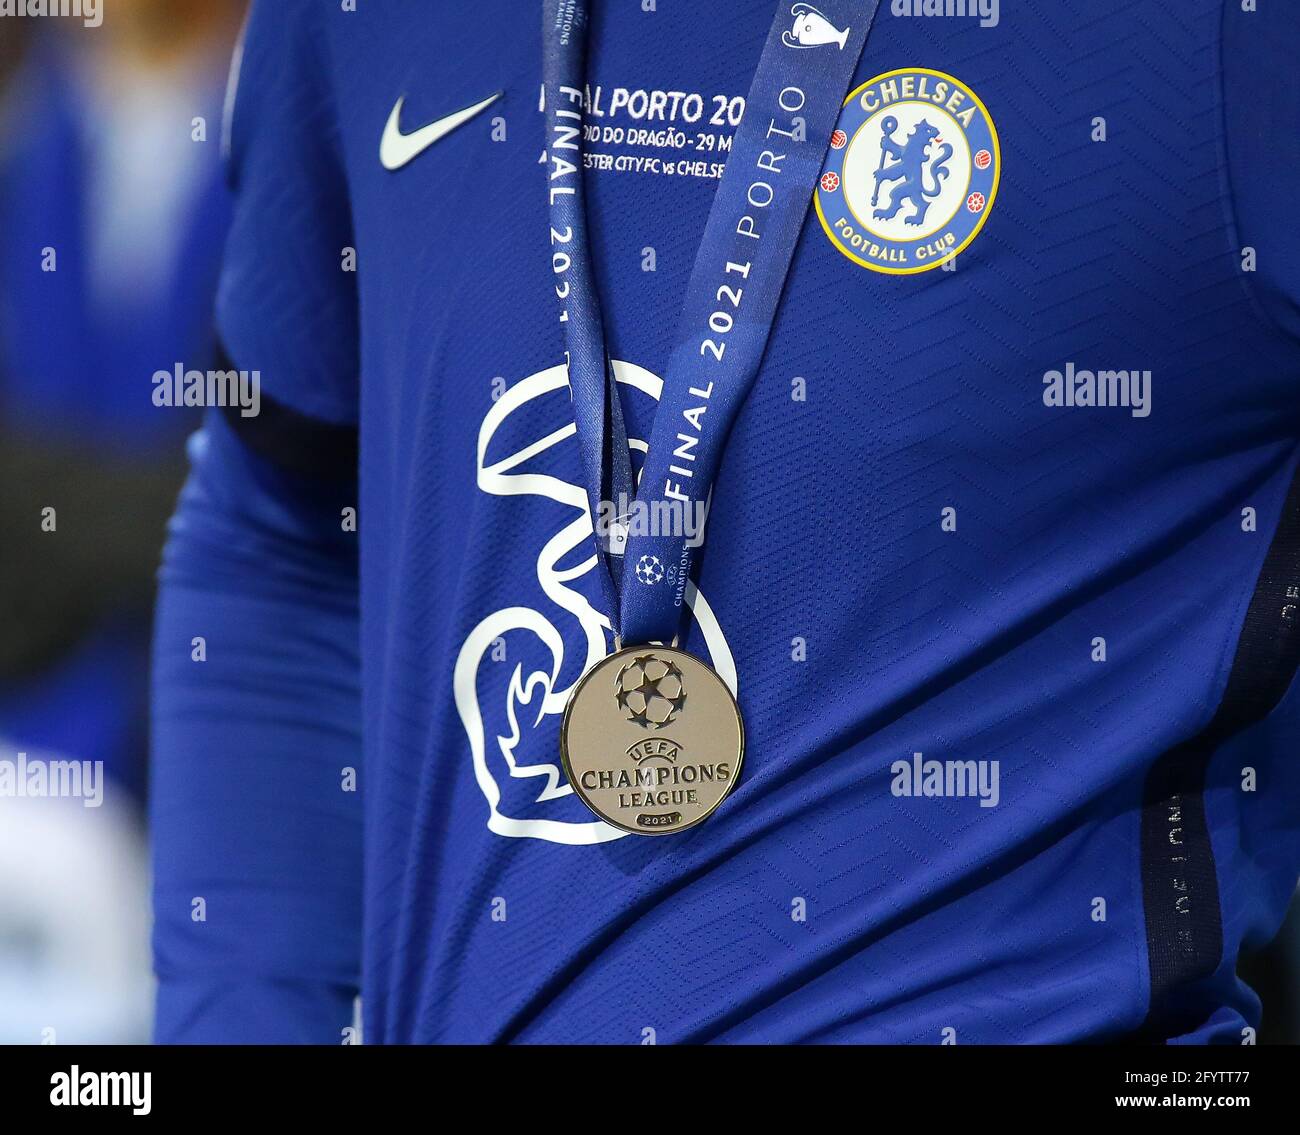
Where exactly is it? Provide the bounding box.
[452,360,736,845]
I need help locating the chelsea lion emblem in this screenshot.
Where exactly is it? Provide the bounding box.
[815,68,1000,274]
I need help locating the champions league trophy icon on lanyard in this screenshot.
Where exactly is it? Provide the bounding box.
[782,4,851,50]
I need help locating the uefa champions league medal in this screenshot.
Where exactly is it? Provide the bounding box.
[543,0,879,833]
[561,646,745,835]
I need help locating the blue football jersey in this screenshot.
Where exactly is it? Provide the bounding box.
[154,0,1300,1044]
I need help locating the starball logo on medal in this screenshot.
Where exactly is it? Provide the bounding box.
[814,68,1000,274]
[561,646,745,836]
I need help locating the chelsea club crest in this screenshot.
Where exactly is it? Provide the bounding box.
[814,68,1000,274]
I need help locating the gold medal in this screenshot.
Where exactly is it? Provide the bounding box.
[560,645,744,836]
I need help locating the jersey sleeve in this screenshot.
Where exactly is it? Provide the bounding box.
[217,0,359,424]
[151,409,362,1044]
[152,0,364,1044]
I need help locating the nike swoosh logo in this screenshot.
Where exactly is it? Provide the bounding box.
[380,90,502,171]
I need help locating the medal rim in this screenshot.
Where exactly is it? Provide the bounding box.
[559,644,746,837]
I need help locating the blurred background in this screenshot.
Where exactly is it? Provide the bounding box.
[0,0,244,1044]
[0,0,1295,1046]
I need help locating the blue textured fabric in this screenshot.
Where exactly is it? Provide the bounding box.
[152,411,362,1044]
[152,0,1300,1043]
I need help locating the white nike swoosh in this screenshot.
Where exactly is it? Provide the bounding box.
[380,90,502,171]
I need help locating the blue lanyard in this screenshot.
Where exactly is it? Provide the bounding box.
[544,0,880,645]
